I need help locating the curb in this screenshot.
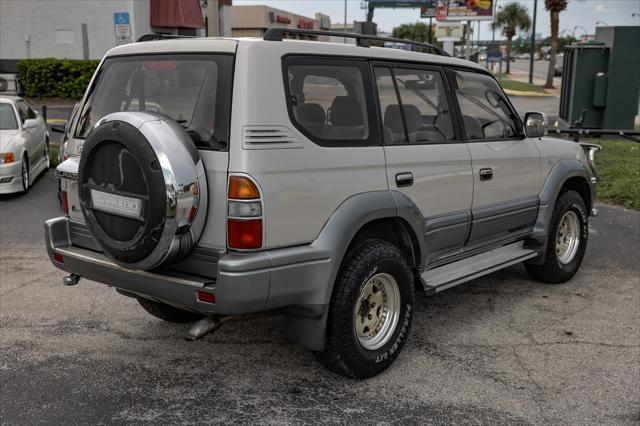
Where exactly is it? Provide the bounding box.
[503,88,554,97]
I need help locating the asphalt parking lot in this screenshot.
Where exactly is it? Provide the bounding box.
[1,170,639,424]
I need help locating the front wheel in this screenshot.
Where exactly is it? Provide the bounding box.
[314,239,415,379]
[525,190,588,283]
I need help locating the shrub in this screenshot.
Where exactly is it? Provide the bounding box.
[17,58,100,99]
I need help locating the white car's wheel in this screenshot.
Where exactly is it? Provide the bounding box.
[21,156,29,193]
[44,141,50,169]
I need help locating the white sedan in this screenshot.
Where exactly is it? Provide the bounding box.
[0,96,50,194]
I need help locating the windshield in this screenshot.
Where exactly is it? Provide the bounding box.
[0,103,18,130]
[75,54,233,150]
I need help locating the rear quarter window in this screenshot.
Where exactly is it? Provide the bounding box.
[283,56,380,147]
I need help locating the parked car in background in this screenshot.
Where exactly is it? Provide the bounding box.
[0,96,49,194]
[554,54,565,76]
[51,102,80,202]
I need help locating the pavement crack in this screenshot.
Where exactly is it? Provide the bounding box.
[0,273,50,297]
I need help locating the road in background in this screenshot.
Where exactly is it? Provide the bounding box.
[1,171,638,424]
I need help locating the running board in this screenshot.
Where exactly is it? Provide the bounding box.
[420,242,538,295]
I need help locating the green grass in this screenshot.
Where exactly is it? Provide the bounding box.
[50,144,59,168]
[499,79,548,94]
[594,139,640,210]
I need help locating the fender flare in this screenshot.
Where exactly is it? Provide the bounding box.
[284,190,424,351]
[530,159,592,247]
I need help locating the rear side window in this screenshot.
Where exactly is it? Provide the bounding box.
[283,56,379,147]
[16,100,36,123]
[451,70,520,141]
[75,54,233,150]
[375,66,455,144]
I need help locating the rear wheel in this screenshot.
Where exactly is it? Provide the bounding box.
[314,239,415,379]
[525,190,588,283]
[137,298,204,323]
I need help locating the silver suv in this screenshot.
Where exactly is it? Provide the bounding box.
[46,30,600,378]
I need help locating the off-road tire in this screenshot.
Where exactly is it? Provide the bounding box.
[314,239,415,379]
[525,190,588,284]
[137,297,204,323]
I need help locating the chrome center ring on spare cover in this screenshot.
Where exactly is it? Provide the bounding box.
[354,272,401,351]
[555,210,581,265]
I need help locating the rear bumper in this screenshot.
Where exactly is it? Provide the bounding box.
[45,216,332,316]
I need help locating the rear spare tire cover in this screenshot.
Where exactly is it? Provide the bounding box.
[78,111,208,270]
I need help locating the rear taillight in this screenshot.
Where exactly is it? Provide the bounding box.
[61,191,69,215]
[227,176,263,250]
[228,219,262,249]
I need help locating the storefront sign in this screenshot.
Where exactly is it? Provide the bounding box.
[297,18,314,30]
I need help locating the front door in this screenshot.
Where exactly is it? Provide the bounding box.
[448,69,542,249]
[373,64,473,266]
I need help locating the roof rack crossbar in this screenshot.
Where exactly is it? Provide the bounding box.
[137,34,196,42]
[263,28,450,57]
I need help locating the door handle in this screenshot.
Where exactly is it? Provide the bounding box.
[479,168,493,181]
[395,172,414,187]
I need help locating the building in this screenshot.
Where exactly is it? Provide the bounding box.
[231,6,330,40]
[0,0,211,65]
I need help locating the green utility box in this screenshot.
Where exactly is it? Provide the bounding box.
[559,26,640,130]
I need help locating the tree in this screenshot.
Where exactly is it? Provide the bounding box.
[491,3,531,74]
[391,22,435,43]
[544,0,568,88]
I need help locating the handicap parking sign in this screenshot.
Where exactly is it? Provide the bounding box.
[113,12,130,25]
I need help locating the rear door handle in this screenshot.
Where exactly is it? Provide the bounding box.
[395,172,414,187]
[479,168,493,181]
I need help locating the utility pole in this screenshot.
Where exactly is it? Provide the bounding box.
[429,17,433,44]
[343,0,347,42]
[491,0,498,47]
[528,0,537,84]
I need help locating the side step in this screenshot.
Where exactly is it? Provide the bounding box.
[420,241,538,295]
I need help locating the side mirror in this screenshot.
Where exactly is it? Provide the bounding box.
[51,123,66,133]
[22,119,38,130]
[523,112,548,138]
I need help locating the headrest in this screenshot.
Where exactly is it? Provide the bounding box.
[329,96,363,126]
[384,104,422,135]
[383,105,405,134]
[296,103,325,124]
[402,105,423,133]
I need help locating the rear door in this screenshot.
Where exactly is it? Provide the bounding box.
[448,69,541,249]
[372,63,473,266]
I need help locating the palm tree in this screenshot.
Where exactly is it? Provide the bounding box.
[491,3,531,74]
[544,0,568,88]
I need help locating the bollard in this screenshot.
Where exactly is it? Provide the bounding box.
[41,105,47,123]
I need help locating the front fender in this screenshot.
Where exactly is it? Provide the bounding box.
[530,159,592,245]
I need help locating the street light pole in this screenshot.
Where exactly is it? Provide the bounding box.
[528,0,537,84]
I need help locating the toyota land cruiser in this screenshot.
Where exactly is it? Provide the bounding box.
[46,29,600,379]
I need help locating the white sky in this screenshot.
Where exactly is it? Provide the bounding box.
[231,0,640,40]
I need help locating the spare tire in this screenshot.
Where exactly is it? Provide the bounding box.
[78,111,208,270]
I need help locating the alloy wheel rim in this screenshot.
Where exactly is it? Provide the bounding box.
[555,211,580,264]
[354,272,401,351]
[22,158,28,189]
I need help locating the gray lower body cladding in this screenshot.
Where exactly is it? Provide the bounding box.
[45,216,331,350]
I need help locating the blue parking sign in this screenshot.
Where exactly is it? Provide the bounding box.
[113,12,130,25]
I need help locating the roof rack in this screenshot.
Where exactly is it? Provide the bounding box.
[137,34,195,42]
[263,28,450,57]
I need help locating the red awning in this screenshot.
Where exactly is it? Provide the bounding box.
[150,0,205,29]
